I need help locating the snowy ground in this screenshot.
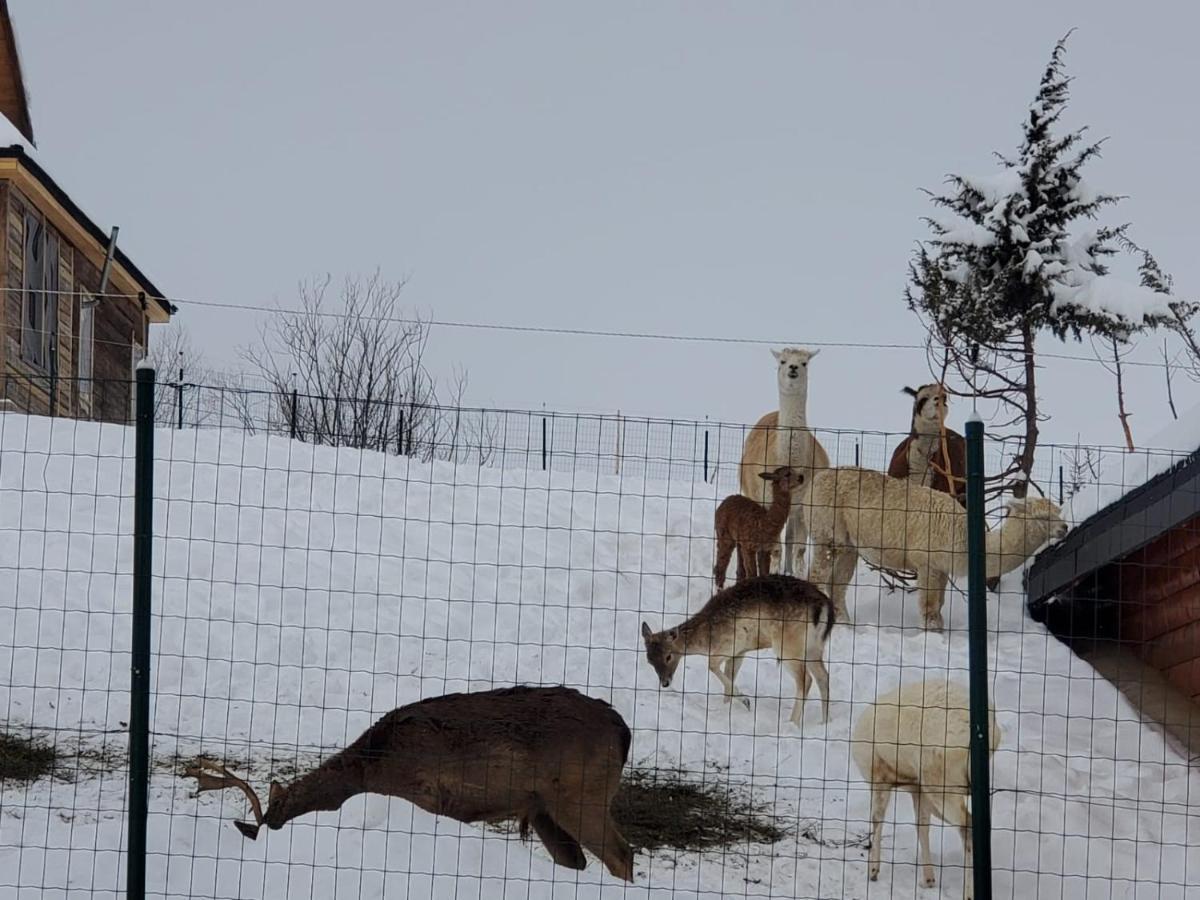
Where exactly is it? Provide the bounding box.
[0,414,1198,900]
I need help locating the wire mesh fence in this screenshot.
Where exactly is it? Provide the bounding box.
[1,374,1199,899]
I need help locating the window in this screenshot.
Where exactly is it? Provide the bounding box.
[21,211,60,372]
[78,293,95,414]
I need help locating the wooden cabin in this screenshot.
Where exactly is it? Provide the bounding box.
[0,1,173,423]
[1028,448,1200,702]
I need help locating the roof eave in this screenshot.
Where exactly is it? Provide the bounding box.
[0,146,173,318]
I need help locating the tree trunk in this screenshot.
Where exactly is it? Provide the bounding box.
[1014,324,1038,498]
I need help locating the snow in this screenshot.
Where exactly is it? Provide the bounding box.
[0,115,35,155]
[1064,398,1200,528]
[1,413,1199,899]
[960,170,1024,207]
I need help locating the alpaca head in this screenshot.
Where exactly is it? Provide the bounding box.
[758,465,804,496]
[772,347,818,398]
[1002,496,1069,548]
[901,383,947,435]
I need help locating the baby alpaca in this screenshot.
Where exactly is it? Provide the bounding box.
[852,677,1000,900]
[713,466,803,590]
[806,467,1067,630]
[641,574,834,728]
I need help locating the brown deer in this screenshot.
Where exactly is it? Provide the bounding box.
[713,465,804,590]
[184,686,634,881]
[640,574,835,728]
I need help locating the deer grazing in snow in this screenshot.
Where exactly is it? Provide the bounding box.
[185,686,635,882]
[713,465,804,589]
[641,574,835,728]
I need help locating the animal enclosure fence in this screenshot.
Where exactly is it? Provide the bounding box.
[0,373,1198,899]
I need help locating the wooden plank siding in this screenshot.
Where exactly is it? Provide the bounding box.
[0,180,145,422]
[1114,517,1200,701]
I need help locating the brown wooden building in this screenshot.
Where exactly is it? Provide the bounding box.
[0,1,173,422]
[1028,451,1200,701]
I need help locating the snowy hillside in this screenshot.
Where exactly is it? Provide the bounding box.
[0,413,1197,899]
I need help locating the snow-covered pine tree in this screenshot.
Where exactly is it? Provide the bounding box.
[906,32,1174,492]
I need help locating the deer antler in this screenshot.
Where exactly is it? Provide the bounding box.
[183,757,265,839]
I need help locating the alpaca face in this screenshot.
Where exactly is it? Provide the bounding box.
[1005,496,1068,543]
[772,347,818,395]
[903,384,947,433]
[758,465,804,494]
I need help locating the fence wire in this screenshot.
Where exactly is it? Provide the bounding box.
[0,376,1197,899]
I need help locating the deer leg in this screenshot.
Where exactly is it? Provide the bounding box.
[803,623,831,724]
[908,787,936,887]
[867,781,893,881]
[780,517,795,575]
[709,654,750,710]
[527,810,587,870]
[545,794,634,883]
[721,654,750,709]
[735,544,748,583]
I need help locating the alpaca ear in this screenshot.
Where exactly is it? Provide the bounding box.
[901,386,918,398]
[771,349,783,361]
[641,621,653,641]
[807,348,819,359]
[758,470,774,481]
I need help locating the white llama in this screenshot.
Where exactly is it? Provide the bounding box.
[738,347,830,576]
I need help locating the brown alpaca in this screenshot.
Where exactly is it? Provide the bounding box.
[184,686,635,881]
[887,384,967,506]
[714,466,803,590]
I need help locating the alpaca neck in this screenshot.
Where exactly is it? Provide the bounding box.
[765,486,793,527]
[982,519,1052,579]
[777,382,808,428]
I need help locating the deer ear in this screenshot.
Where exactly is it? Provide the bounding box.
[269,781,285,805]
[641,621,653,641]
[901,386,918,397]
[758,470,773,480]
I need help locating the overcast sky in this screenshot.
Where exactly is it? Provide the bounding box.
[10,2,1200,450]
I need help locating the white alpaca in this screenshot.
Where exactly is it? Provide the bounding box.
[805,467,1067,630]
[738,348,830,576]
[852,677,1000,900]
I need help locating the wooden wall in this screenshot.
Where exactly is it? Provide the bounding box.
[0,180,146,422]
[1115,516,1200,701]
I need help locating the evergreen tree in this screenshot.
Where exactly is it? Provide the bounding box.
[907,33,1173,491]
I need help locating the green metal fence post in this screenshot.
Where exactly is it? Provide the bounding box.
[127,364,155,900]
[965,412,992,900]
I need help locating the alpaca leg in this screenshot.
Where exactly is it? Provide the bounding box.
[713,534,734,591]
[918,568,949,632]
[867,781,893,881]
[789,506,809,577]
[908,787,936,887]
[781,518,795,575]
[830,546,858,625]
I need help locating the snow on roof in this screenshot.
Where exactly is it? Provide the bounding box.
[1064,397,1200,528]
